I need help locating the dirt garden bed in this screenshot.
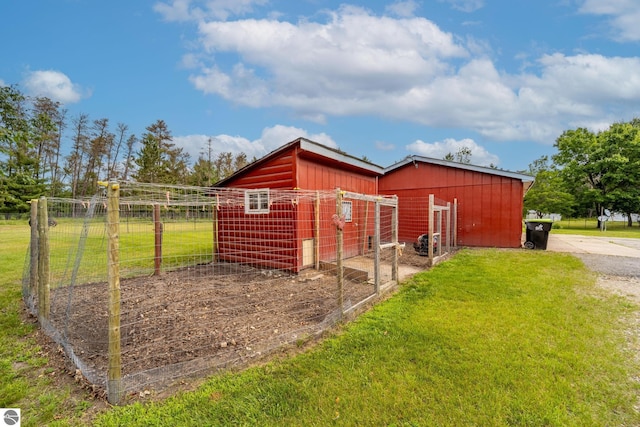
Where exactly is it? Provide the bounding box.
[44,249,434,396]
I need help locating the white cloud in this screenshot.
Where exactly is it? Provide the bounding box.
[168,4,640,146]
[191,6,467,108]
[375,141,396,151]
[22,70,86,104]
[180,53,203,69]
[439,0,484,13]
[154,0,194,21]
[531,53,640,103]
[172,125,337,162]
[406,138,499,166]
[579,0,640,42]
[190,63,269,107]
[502,53,640,140]
[259,124,337,151]
[385,0,420,18]
[154,0,267,21]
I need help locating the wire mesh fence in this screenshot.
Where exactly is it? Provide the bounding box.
[396,194,456,264]
[22,182,413,403]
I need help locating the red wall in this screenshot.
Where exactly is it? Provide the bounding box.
[218,145,380,270]
[222,151,295,189]
[297,157,378,194]
[379,162,525,248]
[217,202,298,270]
[296,156,379,262]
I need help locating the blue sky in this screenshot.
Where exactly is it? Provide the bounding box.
[2,0,640,173]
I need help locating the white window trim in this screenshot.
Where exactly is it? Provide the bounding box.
[342,200,353,222]
[245,189,270,214]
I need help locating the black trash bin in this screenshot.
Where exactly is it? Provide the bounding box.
[524,219,553,250]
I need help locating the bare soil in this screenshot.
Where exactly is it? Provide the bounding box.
[42,249,434,398]
[596,276,640,305]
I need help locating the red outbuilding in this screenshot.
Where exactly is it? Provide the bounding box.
[214,139,534,271]
[214,138,384,271]
[379,155,533,248]
[217,137,382,192]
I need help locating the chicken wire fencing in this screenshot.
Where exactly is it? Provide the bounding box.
[22,182,403,404]
[397,194,457,265]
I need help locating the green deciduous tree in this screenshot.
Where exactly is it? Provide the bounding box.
[64,113,90,200]
[553,121,640,226]
[554,127,605,222]
[524,156,575,218]
[524,164,575,219]
[598,122,640,226]
[444,146,472,163]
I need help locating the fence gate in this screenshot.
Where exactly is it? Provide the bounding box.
[335,190,399,316]
[427,194,457,265]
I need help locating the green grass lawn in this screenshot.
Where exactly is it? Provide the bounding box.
[0,223,92,427]
[1,222,639,426]
[551,218,640,238]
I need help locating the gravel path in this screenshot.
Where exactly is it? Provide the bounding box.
[544,234,640,301]
[572,254,640,279]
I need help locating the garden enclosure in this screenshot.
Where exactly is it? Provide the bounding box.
[22,182,410,404]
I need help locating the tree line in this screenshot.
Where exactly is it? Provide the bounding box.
[0,84,250,213]
[524,118,640,226]
[6,82,637,223]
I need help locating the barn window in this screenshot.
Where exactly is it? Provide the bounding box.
[342,201,353,222]
[245,189,270,214]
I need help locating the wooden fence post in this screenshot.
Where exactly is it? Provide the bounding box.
[314,191,320,270]
[428,194,435,263]
[374,199,381,293]
[446,201,451,253]
[212,195,219,263]
[153,204,162,276]
[361,201,369,255]
[453,198,458,248]
[107,181,123,404]
[37,197,50,321]
[29,199,39,303]
[391,198,398,283]
[336,189,344,318]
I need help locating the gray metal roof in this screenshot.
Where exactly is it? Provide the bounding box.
[384,155,534,182]
[297,138,385,174]
[216,139,533,186]
[213,137,384,186]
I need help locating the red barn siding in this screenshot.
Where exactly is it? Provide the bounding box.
[217,202,299,271]
[295,157,379,262]
[216,140,382,271]
[380,162,525,248]
[223,150,295,189]
[297,158,378,194]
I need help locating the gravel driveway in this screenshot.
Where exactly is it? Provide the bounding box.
[545,234,640,302]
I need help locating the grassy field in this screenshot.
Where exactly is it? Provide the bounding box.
[1,221,639,425]
[550,218,640,238]
[0,223,91,427]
